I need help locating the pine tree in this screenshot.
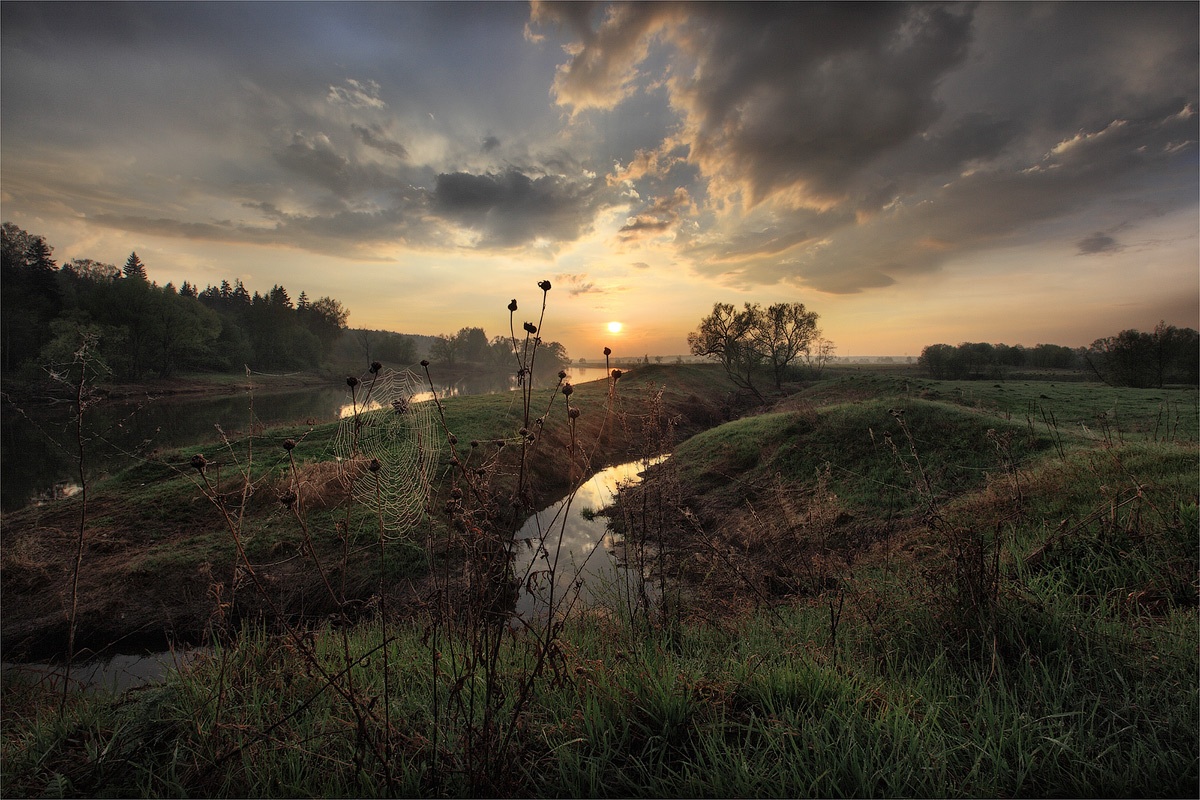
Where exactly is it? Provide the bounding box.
[123,252,148,281]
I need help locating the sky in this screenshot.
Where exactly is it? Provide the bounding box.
[2,1,1197,360]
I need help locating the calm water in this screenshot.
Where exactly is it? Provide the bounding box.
[511,457,666,622]
[1,367,604,512]
[1,648,207,693]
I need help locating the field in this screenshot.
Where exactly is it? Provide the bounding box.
[2,363,1196,797]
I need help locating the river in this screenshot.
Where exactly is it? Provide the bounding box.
[1,366,607,513]
[3,454,661,692]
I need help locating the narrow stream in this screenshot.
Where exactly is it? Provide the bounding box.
[3,455,666,691]
[511,456,666,623]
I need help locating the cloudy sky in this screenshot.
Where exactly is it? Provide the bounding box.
[2,2,1196,359]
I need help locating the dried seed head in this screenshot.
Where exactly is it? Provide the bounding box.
[495,439,506,448]
[470,439,479,448]
[450,487,463,500]
[280,490,297,506]
[508,299,518,312]
[282,438,296,451]
[611,369,623,381]
[562,383,574,396]
[370,361,382,374]
[420,359,430,367]
[519,427,529,436]
[568,407,581,420]
[523,321,537,334]
[603,347,612,356]
[190,454,207,472]
[448,433,458,445]
[538,279,552,292]
[346,376,359,388]
[558,370,568,380]
[369,458,382,473]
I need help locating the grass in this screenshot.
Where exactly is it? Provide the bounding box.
[2,365,1196,797]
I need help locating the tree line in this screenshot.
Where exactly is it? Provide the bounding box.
[426,326,570,374]
[1,223,348,381]
[918,325,1199,387]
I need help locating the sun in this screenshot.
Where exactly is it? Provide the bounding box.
[606,321,623,334]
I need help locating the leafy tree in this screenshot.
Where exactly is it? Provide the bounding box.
[689,301,827,397]
[1085,323,1199,388]
[687,302,763,398]
[455,326,491,363]
[430,333,461,365]
[752,302,820,389]
[64,259,121,283]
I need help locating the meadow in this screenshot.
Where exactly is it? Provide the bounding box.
[1,363,1196,797]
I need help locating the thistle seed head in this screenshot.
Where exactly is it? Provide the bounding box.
[370,361,382,374]
[508,299,518,312]
[369,458,382,473]
[611,369,623,381]
[346,376,359,388]
[603,347,612,356]
[282,438,296,451]
[538,279,552,292]
[562,383,574,396]
[190,454,207,472]
[523,322,537,334]
[568,407,581,420]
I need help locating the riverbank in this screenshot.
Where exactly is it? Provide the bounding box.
[0,364,747,660]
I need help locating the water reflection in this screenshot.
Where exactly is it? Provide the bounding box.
[1,648,206,693]
[511,456,666,622]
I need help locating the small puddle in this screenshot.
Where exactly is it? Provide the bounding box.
[511,456,667,622]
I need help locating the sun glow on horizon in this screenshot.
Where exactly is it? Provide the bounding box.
[606,321,623,333]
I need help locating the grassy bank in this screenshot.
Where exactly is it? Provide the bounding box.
[2,366,1196,797]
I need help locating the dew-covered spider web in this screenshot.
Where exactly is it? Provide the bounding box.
[333,367,441,539]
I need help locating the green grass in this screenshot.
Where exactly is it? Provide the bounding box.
[2,367,1195,797]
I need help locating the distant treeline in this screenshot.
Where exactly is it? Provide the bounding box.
[1,223,348,381]
[919,327,1199,387]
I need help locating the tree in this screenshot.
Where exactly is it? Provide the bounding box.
[454,326,490,363]
[1086,324,1200,388]
[430,333,462,365]
[687,302,762,397]
[1,224,61,371]
[65,259,121,283]
[123,252,148,281]
[752,302,820,389]
[269,284,293,308]
[688,301,826,398]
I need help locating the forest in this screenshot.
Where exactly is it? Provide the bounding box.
[1,223,349,381]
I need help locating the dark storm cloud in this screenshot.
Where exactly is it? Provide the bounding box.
[533,1,1198,292]
[432,169,613,248]
[537,2,975,207]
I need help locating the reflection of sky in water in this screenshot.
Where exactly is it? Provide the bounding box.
[512,456,666,622]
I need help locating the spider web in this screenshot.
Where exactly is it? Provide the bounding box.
[333,367,440,539]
